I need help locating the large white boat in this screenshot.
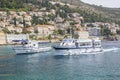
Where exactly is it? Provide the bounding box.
[52,38,102,55]
[13,40,51,54]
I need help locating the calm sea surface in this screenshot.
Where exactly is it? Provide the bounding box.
[0,41,120,80]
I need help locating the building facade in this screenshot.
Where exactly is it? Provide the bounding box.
[88,27,101,36]
[35,25,55,38]
[0,32,6,44]
[6,34,29,43]
[74,31,89,39]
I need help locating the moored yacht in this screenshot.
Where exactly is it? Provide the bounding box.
[13,40,51,54]
[52,38,102,55]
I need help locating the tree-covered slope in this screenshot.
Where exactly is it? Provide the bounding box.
[0,0,120,24]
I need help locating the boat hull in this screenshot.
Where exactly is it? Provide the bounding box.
[13,46,51,54]
[53,38,103,55]
[53,46,102,55]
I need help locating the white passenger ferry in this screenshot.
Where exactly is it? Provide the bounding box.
[52,38,102,55]
[13,40,51,54]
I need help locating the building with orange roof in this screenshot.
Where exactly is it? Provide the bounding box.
[25,27,35,33]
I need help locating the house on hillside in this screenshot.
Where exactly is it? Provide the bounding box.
[7,25,15,32]
[54,15,64,23]
[35,25,56,38]
[25,27,35,34]
[88,27,101,36]
[15,27,23,33]
[74,30,89,39]
[6,34,29,44]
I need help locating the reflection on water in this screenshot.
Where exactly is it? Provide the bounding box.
[0,54,15,60]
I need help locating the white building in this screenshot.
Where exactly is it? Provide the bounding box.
[74,31,89,39]
[54,15,64,23]
[6,34,29,43]
[0,32,7,44]
[15,27,23,33]
[35,25,55,38]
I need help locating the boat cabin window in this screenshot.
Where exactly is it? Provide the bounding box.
[94,42,101,46]
[62,39,75,43]
[21,42,28,44]
[72,40,75,43]
[79,42,92,46]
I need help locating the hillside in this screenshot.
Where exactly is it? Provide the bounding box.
[0,0,120,24]
[0,0,120,40]
[51,0,120,23]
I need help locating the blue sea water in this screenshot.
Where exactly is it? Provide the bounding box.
[0,41,120,80]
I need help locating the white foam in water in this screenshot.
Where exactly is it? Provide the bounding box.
[60,47,120,55]
[68,51,102,55]
[103,47,119,53]
[54,47,120,56]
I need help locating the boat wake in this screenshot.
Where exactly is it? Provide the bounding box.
[55,47,120,55]
[103,47,119,53]
[38,47,52,52]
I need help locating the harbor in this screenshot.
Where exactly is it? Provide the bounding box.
[0,41,120,80]
[0,0,120,80]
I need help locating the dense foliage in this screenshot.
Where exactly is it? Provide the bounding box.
[0,0,119,25]
[0,0,120,37]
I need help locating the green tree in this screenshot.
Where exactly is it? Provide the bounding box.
[73,34,79,39]
[31,14,39,25]
[101,26,112,37]
[13,17,17,27]
[53,30,59,35]
[61,5,72,13]
[53,30,59,39]
[58,29,65,35]
[2,28,11,34]
[47,34,52,41]
[116,30,120,35]
[67,28,74,37]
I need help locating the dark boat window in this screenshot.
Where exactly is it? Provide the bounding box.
[79,42,91,46]
[73,40,75,43]
[94,42,100,46]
